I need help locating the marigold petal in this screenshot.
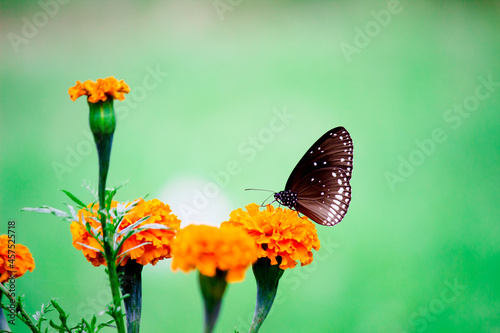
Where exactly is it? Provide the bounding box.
[70,198,181,267]
[68,81,87,101]
[171,224,258,283]
[68,77,130,103]
[0,235,35,283]
[222,203,320,270]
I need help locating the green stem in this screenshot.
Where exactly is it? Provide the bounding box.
[105,253,126,333]
[97,135,112,213]
[118,260,143,333]
[249,257,284,333]
[0,284,39,333]
[90,99,125,333]
[97,155,126,333]
[0,293,11,332]
[198,271,228,333]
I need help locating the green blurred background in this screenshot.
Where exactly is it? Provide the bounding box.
[1,0,499,332]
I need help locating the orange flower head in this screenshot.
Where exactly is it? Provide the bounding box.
[222,203,320,270]
[70,198,181,267]
[171,224,258,283]
[0,235,35,283]
[68,77,130,103]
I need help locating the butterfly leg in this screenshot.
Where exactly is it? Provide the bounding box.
[259,193,276,207]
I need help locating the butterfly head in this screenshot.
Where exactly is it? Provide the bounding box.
[274,190,298,210]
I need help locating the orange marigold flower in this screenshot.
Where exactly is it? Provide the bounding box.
[171,224,258,283]
[0,235,35,283]
[222,203,320,270]
[70,198,181,267]
[68,76,130,103]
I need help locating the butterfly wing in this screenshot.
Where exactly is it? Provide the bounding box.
[284,127,353,226]
[285,126,353,191]
[293,167,351,226]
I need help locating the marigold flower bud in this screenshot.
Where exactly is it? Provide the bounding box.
[88,98,116,139]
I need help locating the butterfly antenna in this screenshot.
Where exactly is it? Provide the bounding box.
[245,189,277,207]
[245,188,276,193]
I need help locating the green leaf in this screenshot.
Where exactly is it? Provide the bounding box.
[103,181,130,209]
[97,319,116,331]
[82,180,98,200]
[50,299,69,329]
[105,189,118,211]
[34,301,53,331]
[79,318,91,331]
[116,215,151,237]
[50,299,64,315]
[116,241,151,258]
[76,242,103,253]
[65,204,78,221]
[135,224,172,232]
[21,206,69,218]
[61,190,87,208]
[49,320,63,331]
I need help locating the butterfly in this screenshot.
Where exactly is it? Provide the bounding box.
[273,126,353,226]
